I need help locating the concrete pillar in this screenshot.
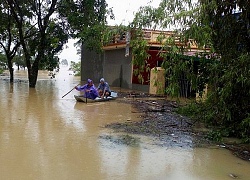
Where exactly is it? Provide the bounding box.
[149,67,165,95]
[196,84,208,102]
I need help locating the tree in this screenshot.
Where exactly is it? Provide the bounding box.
[4,0,111,87]
[58,0,113,53]
[130,0,250,141]
[0,1,21,82]
[70,61,81,76]
[38,22,68,71]
[198,0,250,141]
[6,0,66,87]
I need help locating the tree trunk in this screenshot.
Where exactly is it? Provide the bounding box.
[28,60,39,88]
[9,67,14,83]
[7,57,14,83]
[28,31,47,88]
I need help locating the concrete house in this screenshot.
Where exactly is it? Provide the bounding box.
[80,29,208,95]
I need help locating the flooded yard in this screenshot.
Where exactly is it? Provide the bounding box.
[0,66,250,180]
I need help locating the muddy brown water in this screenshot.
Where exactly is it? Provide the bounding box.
[0,66,250,180]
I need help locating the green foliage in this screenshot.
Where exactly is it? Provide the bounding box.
[70,61,81,76]
[0,53,5,73]
[130,29,151,84]
[0,1,21,81]
[130,0,250,141]
[2,0,110,86]
[176,102,202,120]
[102,25,128,45]
[13,55,26,70]
[206,130,223,142]
[0,53,7,68]
[240,116,250,143]
[58,0,113,53]
[39,22,68,71]
[176,101,214,126]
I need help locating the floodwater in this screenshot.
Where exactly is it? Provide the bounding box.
[0,66,250,180]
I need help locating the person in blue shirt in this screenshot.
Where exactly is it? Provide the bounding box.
[75,79,98,100]
[97,78,111,98]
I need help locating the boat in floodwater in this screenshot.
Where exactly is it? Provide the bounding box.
[74,91,118,103]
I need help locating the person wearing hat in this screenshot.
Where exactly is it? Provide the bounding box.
[97,78,111,98]
[75,79,98,99]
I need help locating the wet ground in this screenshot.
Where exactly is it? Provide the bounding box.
[0,66,250,180]
[107,94,250,162]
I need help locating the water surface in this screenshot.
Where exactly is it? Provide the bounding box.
[0,67,249,180]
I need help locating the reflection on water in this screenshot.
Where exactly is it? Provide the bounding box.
[0,67,250,180]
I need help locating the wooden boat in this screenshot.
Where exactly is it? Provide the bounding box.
[74,91,118,103]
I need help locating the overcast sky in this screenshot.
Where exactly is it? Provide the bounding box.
[107,0,161,26]
[58,0,161,62]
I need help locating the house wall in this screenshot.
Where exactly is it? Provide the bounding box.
[80,44,104,83]
[132,84,149,92]
[81,44,155,93]
[103,49,132,89]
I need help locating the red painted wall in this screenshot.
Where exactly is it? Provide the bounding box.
[132,50,163,85]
